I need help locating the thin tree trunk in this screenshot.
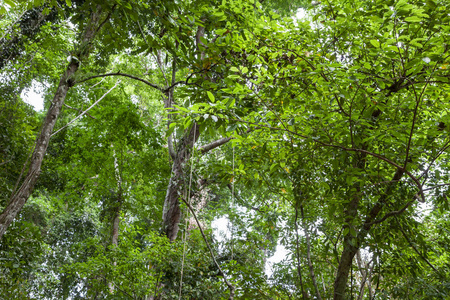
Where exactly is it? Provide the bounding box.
[300,205,322,300]
[356,250,368,300]
[333,198,360,300]
[109,147,123,293]
[0,6,105,241]
[294,206,306,298]
[109,189,122,293]
[333,168,403,299]
[333,153,366,300]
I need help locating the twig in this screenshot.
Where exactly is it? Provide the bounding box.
[423,183,450,191]
[75,72,161,90]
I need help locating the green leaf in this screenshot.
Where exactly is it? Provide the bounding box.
[4,0,16,7]
[343,228,349,236]
[405,16,422,22]
[230,67,239,72]
[207,91,215,102]
[369,40,380,48]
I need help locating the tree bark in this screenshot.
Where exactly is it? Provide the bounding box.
[333,153,366,300]
[0,6,104,241]
[333,168,403,299]
[162,124,200,241]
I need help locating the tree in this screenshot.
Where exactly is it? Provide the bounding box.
[0,1,110,240]
[181,0,450,297]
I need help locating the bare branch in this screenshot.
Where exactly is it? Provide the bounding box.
[200,137,233,154]
[423,183,450,191]
[52,81,119,137]
[64,104,97,119]
[76,72,162,90]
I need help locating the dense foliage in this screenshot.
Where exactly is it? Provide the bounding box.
[1,0,449,299]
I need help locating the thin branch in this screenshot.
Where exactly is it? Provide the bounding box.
[300,204,322,300]
[423,183,450,191]
[94,5,115,36]
[0,160,11,167]
[226,184,263,213]
[225,116,426,201]
[403,81,422,168]
[395,216,442,276]
[96,273,134,299]
[152,50,169,86]
[419,133,450,182]
[76,72,162,90]
[180,197,235,300]
[51,81,119,137]
[365,200,414,226]
[164,80,189,92]
[64,103,97,119]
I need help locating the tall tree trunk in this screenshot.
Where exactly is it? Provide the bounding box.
[0,6,104,241]
[162,124,200,241]
[162,22,211,242]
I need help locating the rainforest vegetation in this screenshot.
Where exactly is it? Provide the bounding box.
[1,0,450,298]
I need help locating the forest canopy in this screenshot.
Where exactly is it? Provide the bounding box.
[1,0,450,299]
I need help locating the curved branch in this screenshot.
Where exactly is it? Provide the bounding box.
[365,200,414,226]
[75,72,163,90]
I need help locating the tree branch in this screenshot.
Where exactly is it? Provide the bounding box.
[395,216,442,276]
[199,137,233,154]
[365,200,414,226]
[0,160,11,167]
[64,104,97,119]
[75,72,162,90]
[52,81,119,137]
[226,116,426,201]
